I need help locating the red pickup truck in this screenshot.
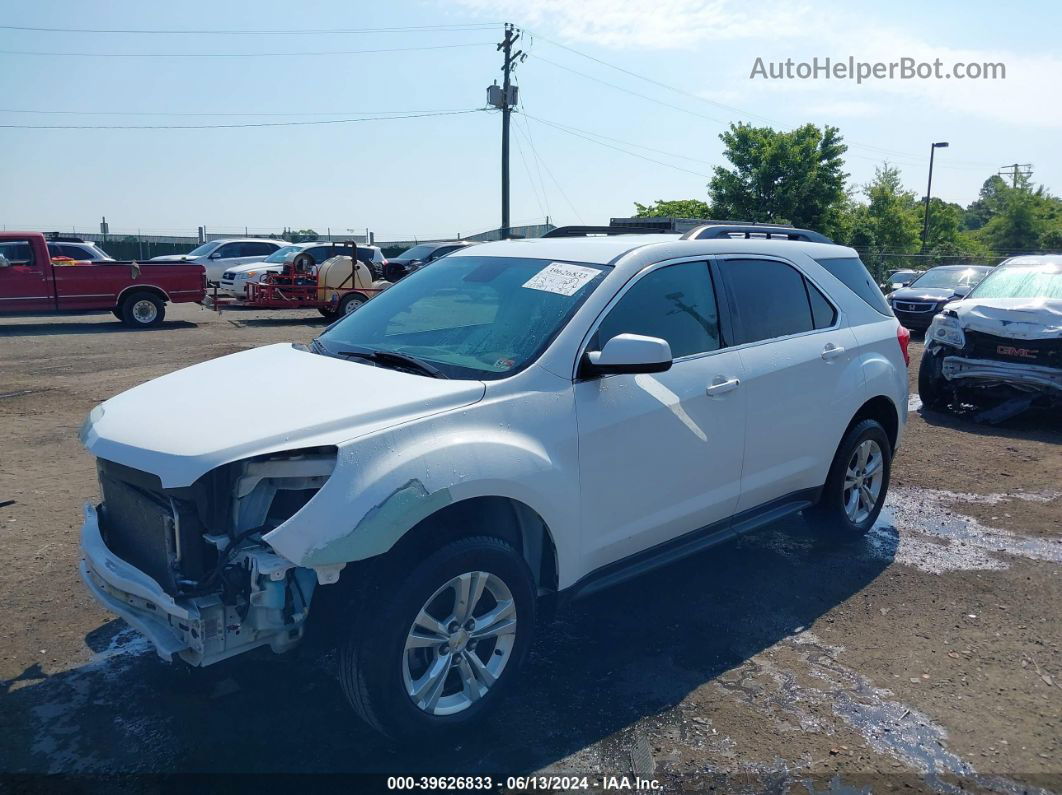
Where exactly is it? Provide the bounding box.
[0,232,206,327]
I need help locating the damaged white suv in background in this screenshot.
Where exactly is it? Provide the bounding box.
[79,226,909,739]
[920,255,1062,417]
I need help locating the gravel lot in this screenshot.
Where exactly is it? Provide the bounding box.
[1,304,1059,791]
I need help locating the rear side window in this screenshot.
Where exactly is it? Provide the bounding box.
[806,280,837,328]
[719,258,816,344]
[816,256,891,315]
[596,261,721,358]
[243,241,277,257]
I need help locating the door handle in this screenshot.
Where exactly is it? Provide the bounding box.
[821,343,846,361]
[706,377,740,396]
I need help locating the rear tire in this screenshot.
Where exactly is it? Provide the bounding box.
[119,291,165,328]
[337,292,367,316]
[807,418,891,538]
[338,536,536,740]
[918,347,949,410]
[318,307,339,320]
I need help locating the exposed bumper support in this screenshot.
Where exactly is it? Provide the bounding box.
[80,502,315,666]
[942,356,1062,393]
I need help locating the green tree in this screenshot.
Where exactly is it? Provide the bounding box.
[633,198,711,218]
[283,228,319,243]
[980,174,1044,254]
[963,175,1007,230]
[707,122,848,232]
[864,164,922,254]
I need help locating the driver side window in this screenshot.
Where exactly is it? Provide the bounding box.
[594,261,721,359]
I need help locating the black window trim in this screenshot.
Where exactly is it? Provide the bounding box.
[710,253,842,350]
[575,255,733,381]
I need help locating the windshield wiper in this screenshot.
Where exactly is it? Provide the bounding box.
[336,348,447,379]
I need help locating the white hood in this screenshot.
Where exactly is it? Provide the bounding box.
[82,343,485,487]
[951,297,1062,340]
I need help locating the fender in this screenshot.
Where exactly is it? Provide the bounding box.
[264,403,582,586]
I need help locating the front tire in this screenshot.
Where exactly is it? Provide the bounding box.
[119,291,165,328]
[808,419,891,538]
[918,347,949,410]
[339,536,536,739]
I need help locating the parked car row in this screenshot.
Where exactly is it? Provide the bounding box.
[886,265,994,331]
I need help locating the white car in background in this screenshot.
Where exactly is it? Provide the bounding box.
[150,238,291,284]
[219,242,385,297]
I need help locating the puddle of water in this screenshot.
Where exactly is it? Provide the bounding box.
[26,627,167,772]
[869,487,1062,574]
[908,394,923,412]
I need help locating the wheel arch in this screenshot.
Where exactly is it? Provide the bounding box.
[847,394,900,454]
[116,283,170,307]
[380,496,559,596]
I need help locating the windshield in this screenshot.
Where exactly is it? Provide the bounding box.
[317,256,608,379]
[910,267,989,290]
[967,263,1062,300]
[264,245,303,263]
[396,244,438,261]
[890,271,918,282]
[186,241,220,257]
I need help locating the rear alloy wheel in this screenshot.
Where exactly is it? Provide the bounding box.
[808,418,891,538]
[338,292,367,316]
[339,536,535,739]
[119,291,165,328]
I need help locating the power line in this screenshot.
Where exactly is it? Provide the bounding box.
[530,33,1001,169]
[511,127,548,219]
[0,41,492,57]
[0,22,500,35]
[530,54,728,125]
[521,112,715,166]
[512,114,583,223]
[519,111,712,179]
[0,106,475,117]
[0,108,486,130]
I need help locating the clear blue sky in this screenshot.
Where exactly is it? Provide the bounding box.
[1,0,1059,241]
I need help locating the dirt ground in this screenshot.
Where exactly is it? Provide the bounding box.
[0,305,1059,792]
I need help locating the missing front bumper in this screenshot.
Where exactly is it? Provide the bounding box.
[79,503,313,666]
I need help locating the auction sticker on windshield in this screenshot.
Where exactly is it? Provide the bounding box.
[522,262,600,296]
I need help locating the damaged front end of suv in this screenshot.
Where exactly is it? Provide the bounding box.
[79,442,340,666]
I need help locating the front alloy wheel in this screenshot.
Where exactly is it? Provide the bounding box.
[338,536,535,739]
[403,571,517,716]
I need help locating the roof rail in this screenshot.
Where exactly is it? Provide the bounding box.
[681,224,832,244]
[542,225,666,238]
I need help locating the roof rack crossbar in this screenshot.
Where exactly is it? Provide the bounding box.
[542,225,665,238]
[681,224,832,244]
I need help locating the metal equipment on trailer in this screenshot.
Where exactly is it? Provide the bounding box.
[204,241,391,319]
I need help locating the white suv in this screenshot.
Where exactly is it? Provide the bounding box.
[150,238,291,283]
[78,227,908,739]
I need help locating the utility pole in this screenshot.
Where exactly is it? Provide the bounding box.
[489,23,524,239]
[998,163,1033,188]
[921,141,948,254]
